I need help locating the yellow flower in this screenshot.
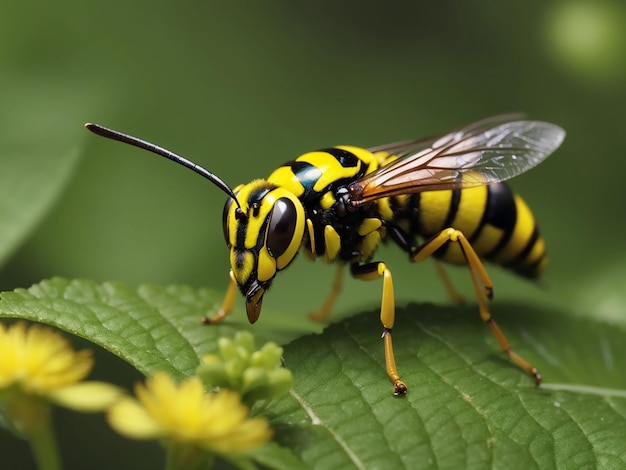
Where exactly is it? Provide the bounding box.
[0,321,123,470]
[0,322,121,411]
[108,372,272,455]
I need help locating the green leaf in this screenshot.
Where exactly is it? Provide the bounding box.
[0,76,87,268]
[245,442,308,470]
[0,278,313,379]
[1,279,624,468]
[0,278,239,379]
[266,304,626,469]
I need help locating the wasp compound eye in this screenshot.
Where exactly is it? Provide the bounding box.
[266,198,297,258]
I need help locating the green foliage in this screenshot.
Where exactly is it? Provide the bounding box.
[1,280,625,468]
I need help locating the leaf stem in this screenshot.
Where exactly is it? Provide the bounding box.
[29,418,62,470]
[165,443,212,470]
[9,397,63,470]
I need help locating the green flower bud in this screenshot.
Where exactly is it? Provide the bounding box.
[197,331,293,405]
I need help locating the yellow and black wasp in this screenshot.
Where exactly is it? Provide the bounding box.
[86,115,565,396]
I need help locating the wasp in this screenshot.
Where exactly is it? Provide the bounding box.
[86,115,565,396]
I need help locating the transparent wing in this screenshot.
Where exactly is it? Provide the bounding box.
[366,113,527,155]
[348,116,565,205]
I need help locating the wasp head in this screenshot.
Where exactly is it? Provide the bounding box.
[222,180,305,323]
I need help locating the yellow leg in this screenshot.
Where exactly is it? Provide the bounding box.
[352,262,407,396]
[434,261,465,305]
[304,218,317,261]
[412,228,542,385]
[308,263,345,321]
[202,270,237,325]
[413,229,493,299]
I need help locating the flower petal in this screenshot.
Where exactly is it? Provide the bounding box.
[108,397,162,439]
[48,381,124,412]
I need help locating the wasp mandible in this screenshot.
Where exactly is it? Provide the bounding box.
[86,115,565,396]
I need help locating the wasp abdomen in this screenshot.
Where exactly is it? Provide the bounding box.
[403,182,546,279]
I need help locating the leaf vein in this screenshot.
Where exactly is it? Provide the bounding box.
[288,389,367,470]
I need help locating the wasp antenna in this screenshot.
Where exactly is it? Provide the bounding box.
[84,123,243,211]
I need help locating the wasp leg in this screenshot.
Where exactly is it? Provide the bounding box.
[308,263,345,321]
[386,222,465,304]
[202,270,237,325]
[411,228,542,385]
[352,262,407,396]
[434,261,466,305]
[304,218,317,261]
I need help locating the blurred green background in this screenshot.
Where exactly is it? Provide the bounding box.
[1,0,625,466]
[2,1,624,320]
